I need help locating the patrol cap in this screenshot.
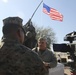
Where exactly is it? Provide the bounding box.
[3,16,25,33]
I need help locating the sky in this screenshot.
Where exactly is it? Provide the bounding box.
[0,0,76,43]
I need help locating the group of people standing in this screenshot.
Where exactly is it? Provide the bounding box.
[0,16,57,75]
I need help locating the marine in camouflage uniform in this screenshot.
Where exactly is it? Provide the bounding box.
[0,17,46,75]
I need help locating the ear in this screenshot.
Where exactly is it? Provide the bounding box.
[17,28,21,37]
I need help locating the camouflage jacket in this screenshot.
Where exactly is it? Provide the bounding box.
[0,38,46,75]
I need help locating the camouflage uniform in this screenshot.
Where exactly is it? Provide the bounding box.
[0,17,46,75]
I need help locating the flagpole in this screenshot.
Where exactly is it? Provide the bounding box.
[30,0,43,20]
[25,0,43,25]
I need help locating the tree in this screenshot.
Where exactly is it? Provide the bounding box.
[34,25,56,48]
[23,20,56,49]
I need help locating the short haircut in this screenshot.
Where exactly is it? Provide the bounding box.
[38,37,47,43]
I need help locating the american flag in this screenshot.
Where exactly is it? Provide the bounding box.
[43,3,63,21]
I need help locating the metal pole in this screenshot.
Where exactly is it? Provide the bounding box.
[30,0,43,20]
[25,0,43,25]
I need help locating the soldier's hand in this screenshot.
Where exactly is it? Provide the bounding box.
[43,61,50,67]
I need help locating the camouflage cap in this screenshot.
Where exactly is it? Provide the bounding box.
[3,16,25,33]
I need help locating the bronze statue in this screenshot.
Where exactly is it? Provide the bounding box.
[23,20,37,49]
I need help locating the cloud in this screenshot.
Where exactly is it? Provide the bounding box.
[1,0,8,3]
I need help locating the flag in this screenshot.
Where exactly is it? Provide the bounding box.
[43,3,63,21]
